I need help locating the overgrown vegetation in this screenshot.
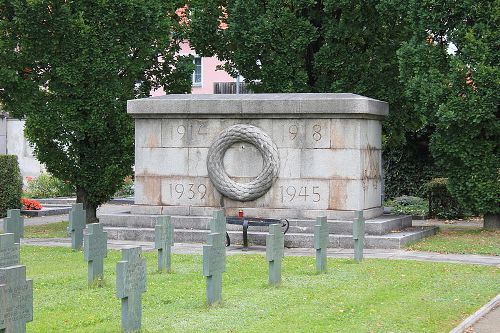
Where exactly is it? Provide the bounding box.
[0,154,22,217]
[22,246,500,332]
[426,178,465,220]
[386,196,429,216]
[24,172,75,198]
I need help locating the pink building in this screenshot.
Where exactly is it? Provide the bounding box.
[151,41,238,96]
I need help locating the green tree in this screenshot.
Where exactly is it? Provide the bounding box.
[398,0,499,228]
[188,0,415,144]
[0,0,193,222]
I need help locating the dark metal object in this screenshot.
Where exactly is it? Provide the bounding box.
[225,217,290,247]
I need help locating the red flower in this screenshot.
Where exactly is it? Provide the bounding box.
[21,198,43,210]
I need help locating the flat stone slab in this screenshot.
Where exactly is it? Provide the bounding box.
[22,206,71,217]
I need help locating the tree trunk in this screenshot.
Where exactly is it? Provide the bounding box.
[483,213,499,230]
[76,187,99,224]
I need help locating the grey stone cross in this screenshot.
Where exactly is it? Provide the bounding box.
[68,203,86,250]
[210,209,226,234]
[0,265,33,333]
[314,216,328,273]
[154,216,174,272]
[3,210,24,243]
[266,224,284,286]
[116,247,146,333]
[84,223,108,284]
[353,210,365,262]
[0,234,19,269]
[202,232,226,305]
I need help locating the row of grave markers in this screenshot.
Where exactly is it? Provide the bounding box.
[1,205,365,332]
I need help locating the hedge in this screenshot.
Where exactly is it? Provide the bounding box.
[0,155,22,217]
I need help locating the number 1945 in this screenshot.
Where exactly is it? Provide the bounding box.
[279,185,321,202]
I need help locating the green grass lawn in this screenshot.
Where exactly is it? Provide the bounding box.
[406,227,500,256]
[24,221,69,238]
[19,246,500,333]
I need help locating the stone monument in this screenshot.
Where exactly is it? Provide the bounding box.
[0,234,19,268]
[202,232,225,305]
[154,216,174,272]
[0,265,33,332]
[84,223,108,284]
[116,247,146,333]
[314,216,328,273]
[353,210,365,262]
[127,94,387,220]
[68,203,86,250]
[266,224,284,286]
[3,210,24,243]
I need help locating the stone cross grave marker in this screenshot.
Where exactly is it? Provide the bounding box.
[84,223,108,284]
[202,232,226,305]
[266,224,284,286]
[116,247,146,333]
[0,265,33,333]
[3,210,24,243]
[210,209,226,234]
[314,216,328,273]
[154,216,174,272]
[68,203,86,250]
[353,210,365,262]
[0,234,19,269]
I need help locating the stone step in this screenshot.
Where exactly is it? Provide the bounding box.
[99,213,412,236]
[102,226,437,249]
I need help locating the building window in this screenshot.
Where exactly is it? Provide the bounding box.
[193,57,202,86]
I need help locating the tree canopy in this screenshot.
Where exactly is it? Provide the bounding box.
[187,0,499,219]
[0,0,193,222]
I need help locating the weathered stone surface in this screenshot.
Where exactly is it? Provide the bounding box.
[154,216,174,272]
[266,224,284,286]
[3,210,24,244]
[130,94,387,220]
[203,232,225,305]
[116,247,146,333]
[314,216,328,273]
[0,265,33,332]
[0,234,19,269]
[68,203,86,250]
[84,223,108,283]
[353,211,365,262]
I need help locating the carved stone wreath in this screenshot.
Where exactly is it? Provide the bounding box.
[207,124,280,201]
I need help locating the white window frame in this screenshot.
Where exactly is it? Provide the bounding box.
[192,56,202,87]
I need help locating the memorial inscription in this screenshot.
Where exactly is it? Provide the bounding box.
[0,265,33,333]
[116,247,147,333]
[130,94,387,220]
[0,234,19,268]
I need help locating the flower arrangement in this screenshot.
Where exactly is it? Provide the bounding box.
[21,198,43,210]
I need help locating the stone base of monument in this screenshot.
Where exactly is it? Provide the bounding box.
[99,211,437,249]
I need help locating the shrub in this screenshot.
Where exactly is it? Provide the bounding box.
[21,198,43,210]
[113,176,134,198]
[0,155,22,217]
[426,178,465,219]
[24,172,75,198]
[387,196,429,216]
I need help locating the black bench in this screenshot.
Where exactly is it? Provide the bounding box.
[225,217,290,247]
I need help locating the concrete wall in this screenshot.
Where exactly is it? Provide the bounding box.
[128,94,388,220]
[0,114,44,180]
